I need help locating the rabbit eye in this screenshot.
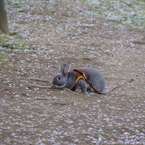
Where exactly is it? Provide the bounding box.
[57,76,61,80]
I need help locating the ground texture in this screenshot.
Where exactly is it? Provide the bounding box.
[0,1,145,144]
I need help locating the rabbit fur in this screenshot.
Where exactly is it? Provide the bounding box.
[52,63,107,93]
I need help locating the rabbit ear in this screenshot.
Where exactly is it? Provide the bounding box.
[60,63,69,76]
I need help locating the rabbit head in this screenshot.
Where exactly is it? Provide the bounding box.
[52,63,69,88]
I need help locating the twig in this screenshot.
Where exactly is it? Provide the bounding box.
[1,79,78,94]
[29,78,50,82]
[26,84,78,94]
[0,81,20,85]
[26,84,52,88]
[64,88,78,94]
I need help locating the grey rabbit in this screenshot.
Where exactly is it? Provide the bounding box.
[52,63,107,93]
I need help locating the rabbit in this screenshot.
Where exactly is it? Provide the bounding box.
[52,63,107,93]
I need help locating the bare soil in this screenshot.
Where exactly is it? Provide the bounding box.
[0,1,145,144]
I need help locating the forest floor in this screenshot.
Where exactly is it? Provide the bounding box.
[0,0,145,144]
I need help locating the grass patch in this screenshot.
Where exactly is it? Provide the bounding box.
[0,41,34,50]
[0,34,35,50]
[0,35,11,43]
[0,52,5,56]
[89,9,103,15]
[10,32,20,36]
[14,3,22,8]
[19,9,27,13]
[0,80,4,84]
[84,0,145,29]
[0,52,5,61]
[21,46,33,50]
[20,74,28,77]
[93,135,99,139]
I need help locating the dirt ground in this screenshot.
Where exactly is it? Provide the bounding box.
[0,1,145,144]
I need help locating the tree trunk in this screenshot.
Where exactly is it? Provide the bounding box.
[0,0,9,34]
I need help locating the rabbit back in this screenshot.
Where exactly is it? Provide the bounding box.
[83,68,107,92]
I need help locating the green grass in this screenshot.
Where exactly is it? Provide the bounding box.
[0,52,5,56]
[0,35,11,43]
[20,74,28,77]
[21,46,33,50]
[10,32,20,36]
[93,135,99,139]
[0,34,34,51]
[14,3,22,8]
[0,52,5,61]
